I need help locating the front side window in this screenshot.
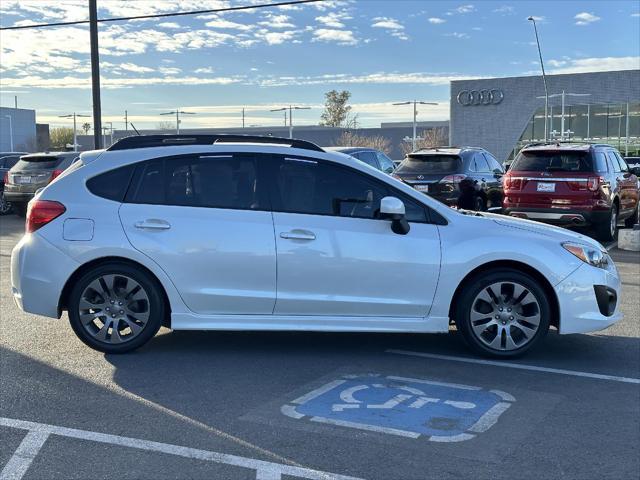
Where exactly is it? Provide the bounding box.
[271,157,428,222]
[127,154,263,210]
[474,153,491,173]
[614,151,629,172]
[353,151,379,169]
[607,152,622,173]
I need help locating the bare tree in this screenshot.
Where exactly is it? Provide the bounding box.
[399,127,448,156]
[320,90,352,127]
[155,121,175,131]
[336,131,392,155]
[49,127,74,150]
[81,122,91,135]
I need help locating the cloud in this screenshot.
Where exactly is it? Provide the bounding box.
[117,63,155,73]
[312,28,358,45]
[546,56,640,74]
[255,29,298,45]
[258,14,295,29]
[493,5,514,14]
[574,12,601,25]
[1,75,244,89]
[428,17,446,24]
[159,67,182,75]
[445,32,470,39]
[205,17,252,31]
[316,11,352,28]
[527,15,545,22]
[194,67,215,74]
[256,71,483,87]
[632,12,640,17]
[448,4,475,15]
[371,17,408,40]
[157,22,181,29]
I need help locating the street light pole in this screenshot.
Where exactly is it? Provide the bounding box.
[160,108,196,134]
[392,100,438,151]
[89,0,102,149]
[528,16,549,141]
[3,115,13,151]
[271,106,310,139]
[59,113,90,151]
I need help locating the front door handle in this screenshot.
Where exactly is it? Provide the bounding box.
[280,230,316,241]
[134,219,171,230]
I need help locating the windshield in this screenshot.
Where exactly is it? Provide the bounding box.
[396,154,461,174]
[511,150,593,172]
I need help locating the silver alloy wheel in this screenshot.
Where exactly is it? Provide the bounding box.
[0,193,11,215]
[469,281,541,351]
[78,274,150,344]
[610,205,618,238]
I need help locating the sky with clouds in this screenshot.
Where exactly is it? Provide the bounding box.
[1,0,639,130]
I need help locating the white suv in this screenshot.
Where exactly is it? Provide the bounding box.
[10,135,622,357]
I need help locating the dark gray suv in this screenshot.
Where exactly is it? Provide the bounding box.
[4,152,78,216]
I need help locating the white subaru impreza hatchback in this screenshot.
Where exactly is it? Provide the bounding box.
[11,135,622,357]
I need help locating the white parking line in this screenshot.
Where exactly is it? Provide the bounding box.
[0,417,363,480]
[386,350,640,385]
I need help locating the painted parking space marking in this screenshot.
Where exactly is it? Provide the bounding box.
[386,349,640,385]
[281,374,514,442]
[0,417,362,480]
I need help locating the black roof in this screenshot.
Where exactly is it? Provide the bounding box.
[108,134,324,152]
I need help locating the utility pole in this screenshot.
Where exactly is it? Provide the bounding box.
[160,108,196,134]
[89,0,102,149]
[528,16,549,141]
[392,100,438,151]
[242,108,245,128]
[124,110,128,131]
[14,96,17,109]
[59,112,90,152]
[271,105,311,138]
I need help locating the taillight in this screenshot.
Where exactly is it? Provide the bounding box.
[50,169,63,182]
[504,175,523,191]
[2,171,8,184]
[26,200,66,233]
[439,174,466,184]
[587,176,602,192]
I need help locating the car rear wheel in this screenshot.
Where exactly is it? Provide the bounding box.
[624,204,639,228]
[455,269,550,358]
[68,263,164,353]
[595,203,618,242]
[0,192,12,215]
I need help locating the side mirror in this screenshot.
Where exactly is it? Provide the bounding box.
[379,196,410,235]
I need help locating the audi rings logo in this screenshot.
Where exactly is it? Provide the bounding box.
[457,89,504,106]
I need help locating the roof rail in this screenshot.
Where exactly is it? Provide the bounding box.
[107,134,324,152]
[522,140,601,148]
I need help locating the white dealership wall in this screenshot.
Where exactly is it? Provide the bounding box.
[450,69,640,163]
[0,107,37,152]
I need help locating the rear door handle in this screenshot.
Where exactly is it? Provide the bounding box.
[280,230,316,241]
[134,219,171,230]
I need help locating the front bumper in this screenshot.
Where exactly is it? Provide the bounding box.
[555,261,622,334]
[11,233,80,318]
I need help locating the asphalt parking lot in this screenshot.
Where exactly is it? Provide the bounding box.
[1,213,638,480]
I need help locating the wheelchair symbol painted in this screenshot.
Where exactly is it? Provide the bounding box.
[282,374,515,442]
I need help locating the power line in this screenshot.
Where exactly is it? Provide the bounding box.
[0,0,324,31]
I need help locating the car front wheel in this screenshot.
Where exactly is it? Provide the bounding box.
[0,192,12,215]
[68,263,164,353]
[455,269,551,358]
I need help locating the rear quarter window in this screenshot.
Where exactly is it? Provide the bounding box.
[86,165,136,202]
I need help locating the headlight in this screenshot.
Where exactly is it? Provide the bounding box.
[562,242,609,268]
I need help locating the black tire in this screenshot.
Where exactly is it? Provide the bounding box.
[474,196,485,212]
[0,192,12,215]
[13,202,27,217]
[454,269,551,358]
[624,205,639,228]
[594,203,618,242]
[68,262,164,353]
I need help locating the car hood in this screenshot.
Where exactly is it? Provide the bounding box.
[469,211,604,250]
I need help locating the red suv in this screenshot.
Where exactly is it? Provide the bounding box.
[503,143,639,241]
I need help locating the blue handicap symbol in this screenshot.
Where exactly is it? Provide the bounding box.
[282,374,515,442]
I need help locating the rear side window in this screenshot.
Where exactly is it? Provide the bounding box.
[607,152,622,172]
[127,154,264,210]
[510,151,593,172]
[86,165,135,202]
[353,151,379,168]
[594,152,608,173]
[396,155,462,174]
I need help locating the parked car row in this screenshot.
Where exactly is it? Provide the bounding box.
[344,142,639,242]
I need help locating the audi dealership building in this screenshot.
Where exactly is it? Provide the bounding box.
[449,69,640,163]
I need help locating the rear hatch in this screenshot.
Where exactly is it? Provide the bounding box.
[7,153,77,193]
[505,149,599,208]
[394,154,463,195]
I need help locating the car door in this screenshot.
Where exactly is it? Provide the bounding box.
[119,153,277,315]
[607,150,631,213]
[613,151,638,214]
[268,155,441,318]
[483,152,505,208]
